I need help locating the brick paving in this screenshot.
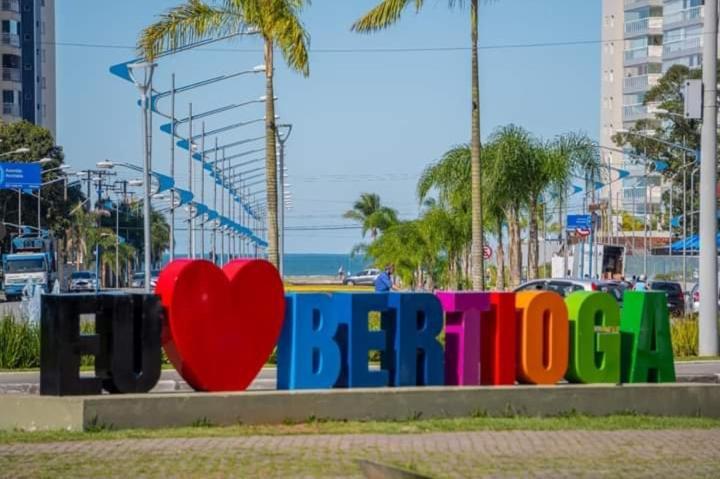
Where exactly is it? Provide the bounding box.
[1,429,719,477]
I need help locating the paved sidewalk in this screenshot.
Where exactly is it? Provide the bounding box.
[1,429,719,477]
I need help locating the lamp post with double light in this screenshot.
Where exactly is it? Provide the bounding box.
[127,61,157,293]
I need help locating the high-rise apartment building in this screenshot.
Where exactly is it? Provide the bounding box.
[0,0,55,138]
[600,0,709,221]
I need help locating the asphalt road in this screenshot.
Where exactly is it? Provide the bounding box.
[1,362,718,393]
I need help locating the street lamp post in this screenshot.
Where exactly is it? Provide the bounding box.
[276,124,292,277]
[187,102,195,259]
[212,138,218,264]
[200,122,206,260]
[127,61,157,294]
[699,0,719,356]
[169,73,176,261]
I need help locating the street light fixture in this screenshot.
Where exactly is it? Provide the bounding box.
[126,61,157,293]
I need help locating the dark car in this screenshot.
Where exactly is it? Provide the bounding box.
[648,281,685,315]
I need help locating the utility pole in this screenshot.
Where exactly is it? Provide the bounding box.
[200,122,206,260]
[187,103,194,259]
[169,73,176,262]
[212,138,218,264]
[698,0,718,356]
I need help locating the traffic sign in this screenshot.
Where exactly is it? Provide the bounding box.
[0,163,41,189]
[566,214,592,232]
[482,245,493,260]
[575,227,591,238]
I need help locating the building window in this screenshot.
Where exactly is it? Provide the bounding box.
[3,90,14,104]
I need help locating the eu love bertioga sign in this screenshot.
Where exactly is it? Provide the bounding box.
[39,259,675,396]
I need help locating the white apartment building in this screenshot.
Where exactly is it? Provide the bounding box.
[600,0,708,221]
[0,0,55,138]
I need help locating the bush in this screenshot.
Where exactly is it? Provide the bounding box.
[0,316,40,369]
[671,316,698,358]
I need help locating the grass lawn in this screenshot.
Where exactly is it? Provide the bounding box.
[1,414,719,444]
[1,415,719,478]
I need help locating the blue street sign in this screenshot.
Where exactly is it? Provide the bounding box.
[566,214,592,231]
[0,163,41,189]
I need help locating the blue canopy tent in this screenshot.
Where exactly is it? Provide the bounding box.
[670,233,720,253]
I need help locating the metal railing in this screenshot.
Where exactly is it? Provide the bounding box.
[2,103,19,116]
[623,73,661,92]
[624,0,663,8]
[0,0,19,13]
[0,33,20,47]
[624,17,662,36]
[664,6,703,26]
[624,45,663,62]
[663,36,702,56]
[1,66,20,82]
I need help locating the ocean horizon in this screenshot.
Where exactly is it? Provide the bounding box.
[161,253,372,277]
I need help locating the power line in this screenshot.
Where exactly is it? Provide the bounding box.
[44,33,710,54]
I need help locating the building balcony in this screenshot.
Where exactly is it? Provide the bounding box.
[624,45,663,64]
[623,73,661,93]
[624,0,663,9]
[0,33,19,48]
[664,5,703,28]
[624,16,663,38]
[663,36,702,58]
[2,103,19,116]
[0,0,19,13]
[1,66,20,82]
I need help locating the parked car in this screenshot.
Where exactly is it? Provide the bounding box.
[514,278,624,304]
[690,282,720,314]
[69,271,98,293]
[343,268,381,286]
[647,280,685,315]
[131,270,160,289]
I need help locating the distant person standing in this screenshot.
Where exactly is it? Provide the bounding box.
[635,274,647,291]
[337,265,345,282]
[375,265,398,292]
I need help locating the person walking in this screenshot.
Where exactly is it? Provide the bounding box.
[337,265,345,282]
[375,264,398,292]
[635,274,647,291]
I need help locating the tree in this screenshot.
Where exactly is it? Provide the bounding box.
[353,0,489,290]
[343,193,399,240]
[139,0,310,269]
[0,121,82,247]
[484,125,534,287]
[417,145,472,288]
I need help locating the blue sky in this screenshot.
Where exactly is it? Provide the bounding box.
[56,0,600,254]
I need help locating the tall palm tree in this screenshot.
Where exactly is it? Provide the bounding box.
[343,193,399,240]
[353,0,488,290]
[139,0,310,269]
[485,125,534,288]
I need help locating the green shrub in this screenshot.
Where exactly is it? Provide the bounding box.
[671,316,698,358]
[0,315,40,369]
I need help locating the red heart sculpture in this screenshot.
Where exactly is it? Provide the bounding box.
[155,259,285,392]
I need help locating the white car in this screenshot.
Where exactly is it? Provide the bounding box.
[343,268,381,286]
[69,271,98,292]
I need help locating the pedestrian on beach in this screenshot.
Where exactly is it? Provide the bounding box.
[375,264,398,292]
[337,265,345,281]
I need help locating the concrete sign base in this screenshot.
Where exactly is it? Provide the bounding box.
[2,384,719,432]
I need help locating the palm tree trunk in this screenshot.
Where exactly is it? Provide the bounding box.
[470,0,484,291]
[508,206,522,287]
[496,218,505,290]
[264,38,280,269]
[528,197,539,280]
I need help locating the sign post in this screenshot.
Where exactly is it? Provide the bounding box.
[0,163,41,229]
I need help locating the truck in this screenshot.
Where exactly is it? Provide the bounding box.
[2,228,57,301]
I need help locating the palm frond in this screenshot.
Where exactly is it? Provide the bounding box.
[267,0,311,75]
[352,0,418,33]
[138,0,245,60]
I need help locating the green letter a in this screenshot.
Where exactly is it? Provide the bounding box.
[620,292,676,383]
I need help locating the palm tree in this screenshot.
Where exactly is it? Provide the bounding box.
[343,193,399,240]
[417,145,472,287]
[485,125,534,288]
[353,0,488,290]
[139,0,310,269]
